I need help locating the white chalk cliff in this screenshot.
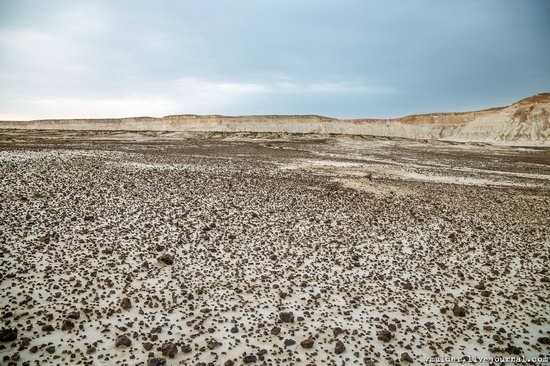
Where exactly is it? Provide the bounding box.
[2,93,549,144]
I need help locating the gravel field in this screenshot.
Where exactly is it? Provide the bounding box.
[1,130,549,365]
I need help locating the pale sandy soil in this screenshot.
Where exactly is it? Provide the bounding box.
[0,130,549,366]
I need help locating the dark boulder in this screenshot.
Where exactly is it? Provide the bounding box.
[61,320,75,331]
[377,330,393,342]
[279,311,294,323]
[120,297,132,310]
[453,305,467,317]
[0,329,17,342]
[160,342,178,358]
[300,337,314,349]
[334,340,346,354]
[158,254,174,265]
[243,355,257,363]
[147,358,166,366]
[115,335,132,347]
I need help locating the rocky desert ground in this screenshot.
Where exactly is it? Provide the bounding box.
[1,130,549,365]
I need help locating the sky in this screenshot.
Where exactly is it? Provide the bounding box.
[0,0,549,120]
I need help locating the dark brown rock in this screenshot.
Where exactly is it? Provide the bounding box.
[243,354,257,363]
[335,340,346,354]
[160,342,178,358]
[115,335,132,347]
[300,337,314,349]
[377,330,393,342]
[158,254,174,265]
[0,329,17,342]
[279,311,294,323]
[120,297,132,310]
[147,358,166,366]
[453,305,467,317]
[61,319,75,331]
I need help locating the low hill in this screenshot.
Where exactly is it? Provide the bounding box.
[1,93,549,144]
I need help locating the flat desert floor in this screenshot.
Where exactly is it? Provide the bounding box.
[1,130,549,366]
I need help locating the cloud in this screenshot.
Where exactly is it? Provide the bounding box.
[270,81,397,94]
[0,76,397,119]
[0,97,175,120]
[1,0,547,119]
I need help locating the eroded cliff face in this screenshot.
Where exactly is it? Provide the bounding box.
[1,93,549,144]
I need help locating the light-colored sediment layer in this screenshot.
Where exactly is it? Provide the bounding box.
[1,93,549,144]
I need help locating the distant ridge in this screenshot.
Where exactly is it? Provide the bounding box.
[1,93,549,145]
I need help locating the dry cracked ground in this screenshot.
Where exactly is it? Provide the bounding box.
[0,130,549,366]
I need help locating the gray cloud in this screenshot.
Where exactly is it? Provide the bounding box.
[1,0,549,119]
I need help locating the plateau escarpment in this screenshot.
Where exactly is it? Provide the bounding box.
[1,93,549,144]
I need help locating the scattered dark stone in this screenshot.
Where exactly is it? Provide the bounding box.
[377,330,393,342]
[120,297,132,310]
[45,345,55,354]
[537,337,550,345]
[61,320,74,331]
[181,344,192,353]
[474,282,486,290]
[207,340,220,350]
[0,329,17,342]
[19,337,31,350]
[334,340,346,354]
[401,352,414,362]
[284,339,296,347]
[279,311,294,323]
[270,326,281,335]
[224,361,235,366]
[41,325,55,333]
[67,311,80,319]
[243,355,257,363]
[158,254,174,265]
[115,335,132,348]
[333,327,345,337]
[147,358,167,366]
[143,342,154,351]
[86,346,96,354]
[453,305,467,317]
[300,337,314,349]
[160,342,178,358]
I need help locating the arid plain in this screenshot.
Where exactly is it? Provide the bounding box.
[1,129,549,365]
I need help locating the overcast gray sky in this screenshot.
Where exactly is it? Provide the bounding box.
[1,0,549,120]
